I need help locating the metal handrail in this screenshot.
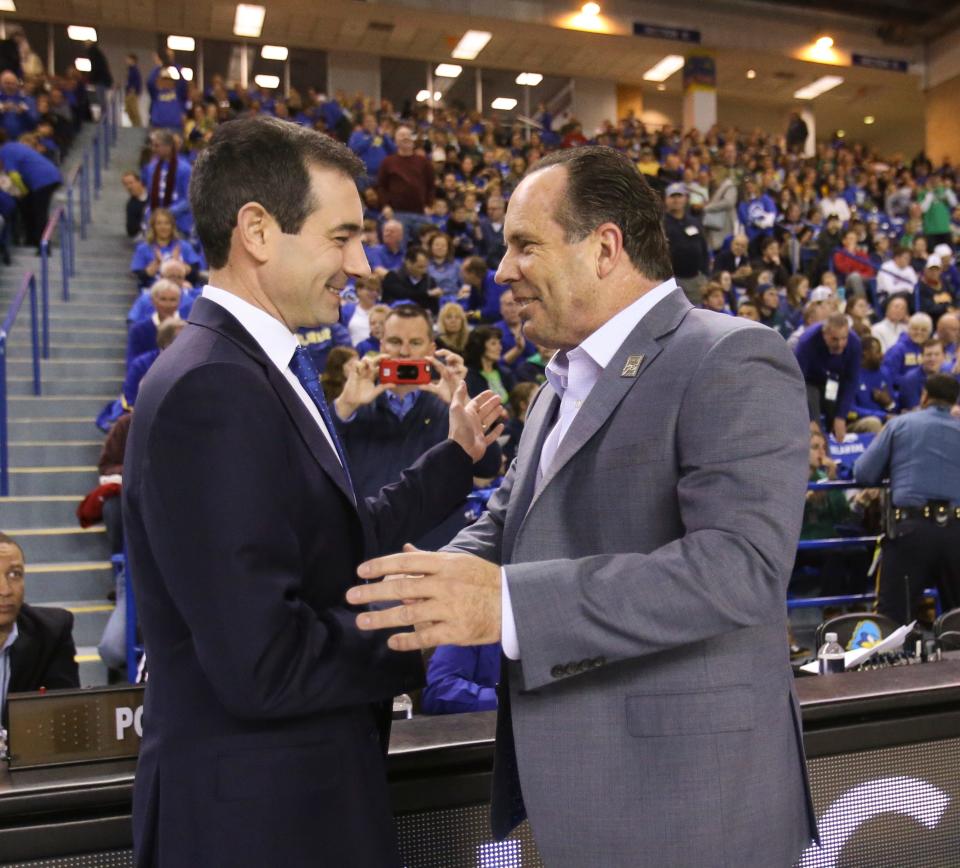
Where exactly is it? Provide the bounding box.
[0,272,42,496]
[39,207,71,357]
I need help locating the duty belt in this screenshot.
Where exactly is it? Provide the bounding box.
[894,503,960,526]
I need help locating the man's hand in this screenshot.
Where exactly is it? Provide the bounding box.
[448,384,505,461]
[872,387,893,407]
[334,356,387,420]
[346,545,502,651]
[419,350,466,403]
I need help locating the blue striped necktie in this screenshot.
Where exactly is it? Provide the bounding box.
[288,346,355,497]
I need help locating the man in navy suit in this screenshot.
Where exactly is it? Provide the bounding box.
[122,116,503,868]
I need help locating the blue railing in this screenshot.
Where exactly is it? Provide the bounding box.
[0,272,42,496]
[39,207,73,356]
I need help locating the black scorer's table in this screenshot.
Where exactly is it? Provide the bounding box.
[3,662,960,866]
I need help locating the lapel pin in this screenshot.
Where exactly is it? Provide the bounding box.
[621,354,645,378]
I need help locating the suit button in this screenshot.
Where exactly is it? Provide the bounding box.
[551,665,565,679]
[591,657,605,669]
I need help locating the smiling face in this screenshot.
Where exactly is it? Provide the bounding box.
[495,166,606,350]
[262,165,369,329]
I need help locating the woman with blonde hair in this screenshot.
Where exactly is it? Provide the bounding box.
[129,208,202,287]
[436,302,469,354]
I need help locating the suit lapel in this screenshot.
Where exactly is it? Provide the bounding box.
[189,298,357,510]
[502,386,558,555]
[522,289,693,520]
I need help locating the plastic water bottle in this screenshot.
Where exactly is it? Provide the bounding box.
[818,632,845,675]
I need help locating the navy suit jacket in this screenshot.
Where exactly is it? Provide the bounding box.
[123,297,475,867]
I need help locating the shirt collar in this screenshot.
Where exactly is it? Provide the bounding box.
[1,621,18,653]
[545,278,679,398]
[202,285,301,371]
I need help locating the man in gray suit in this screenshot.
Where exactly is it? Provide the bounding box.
[348,147,817,866]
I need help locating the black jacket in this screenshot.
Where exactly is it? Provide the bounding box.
[4,604,79,725]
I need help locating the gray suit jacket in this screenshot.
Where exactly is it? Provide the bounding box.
[447,289,817,867]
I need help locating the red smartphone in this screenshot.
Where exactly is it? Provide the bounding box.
[378,358,434,385]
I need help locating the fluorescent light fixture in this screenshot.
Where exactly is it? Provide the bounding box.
[165,66,180,81]
[516,73,543,86]
[864,115,875,125]
[643,55,685,82]
[793,75,844,100]
[0,0,17,11]
[167,35,195,52]
[434,64,462,78]
[234,4,265,38]
[74,57,92,72]
[452,30,492,61]
[254,74,280,89]
[416,90,431,102]
[582,2,600,15]
[746,69,757,79]
[491,97,518,111]
[180,67,194,82]
[816,35,834,49]
[261,45,288,61]
[67,25,98,42]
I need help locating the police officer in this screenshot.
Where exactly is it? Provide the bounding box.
[854,374,960,624]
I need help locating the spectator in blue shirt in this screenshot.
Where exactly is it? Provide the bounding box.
[477,195,506,268]
[882,312,933,388]
[124,54,143,127]
[422,644,501,714]
[737,178,777,254]
[460,255,508,320]
[937,313,959,367]
[426,232,461,301]
[142,130,193,236]
[493,288,537,374]
[852,336,896,433]
[897,338,953,412]
[129,209,201,288]
[126,280,182,367]
[147,65,187,132]
[0,70,37,141]
[0,134,61,251]
[794,313,862,441]
[348,113,395,185]
[368,219,405,276]
[354,304,390,356]
[296,322,352,372]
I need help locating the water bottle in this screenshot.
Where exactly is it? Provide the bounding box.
[818,632,845,675]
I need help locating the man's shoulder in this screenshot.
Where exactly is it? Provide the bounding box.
[17,603,74,639]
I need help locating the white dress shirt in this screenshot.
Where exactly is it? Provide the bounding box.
[201,285,342,465]
[501,278,680,659]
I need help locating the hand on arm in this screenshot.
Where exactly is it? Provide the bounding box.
[347,545,503,651]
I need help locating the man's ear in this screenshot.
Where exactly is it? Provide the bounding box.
[595,222,624,279]
[235,202,273,264]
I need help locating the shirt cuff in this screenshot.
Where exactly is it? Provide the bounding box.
[500,567,521,660]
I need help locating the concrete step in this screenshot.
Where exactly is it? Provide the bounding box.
[7,344,125,360]
[24,561,114,605]
[0,495,95,527]
[8,467,97,496]
[5,527,111,563]
[7,359,127,378]
[6,327,127,345]
[9,441,103,464]
[8,395,114,418]
[8,377,121,397]
[58,601,114,647]
[8,418,104,440]
[77,647,112,687]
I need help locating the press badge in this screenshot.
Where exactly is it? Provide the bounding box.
[824,376,839,402]
[684,225,699,236]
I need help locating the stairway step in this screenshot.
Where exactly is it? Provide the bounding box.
[7,395,114,417]
[8,377,121,396]
[9,442,103,464]
[8,418,103,439]
[58,601,114,647]
[22,560,114,605]
[7,359,127,378]
[7,328,126,345]
[8,467,98,495]
[77,648,112,687]
[5,526,111,562]
[0,495,96,526]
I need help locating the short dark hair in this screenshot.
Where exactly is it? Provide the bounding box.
[925,373,960,405]
[526,147,673,281]
[190,116,364,269]
[463,325,503,369]
[923,337,944,351]
[861,335,881,352]
[0,531,23,558]
[404,245,427,264]
[384,303,433,336]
